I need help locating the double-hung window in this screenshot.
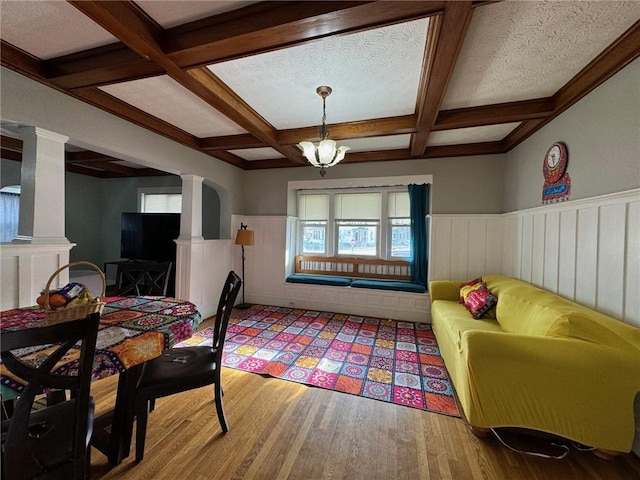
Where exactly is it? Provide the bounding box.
[140,193,182,213]
[388,191,411,258]
[298,194,329,254]
[297,188,410,260]
[335,193,380,256]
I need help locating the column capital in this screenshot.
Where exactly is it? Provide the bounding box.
[180,174,204,184]
[18,126,69,144]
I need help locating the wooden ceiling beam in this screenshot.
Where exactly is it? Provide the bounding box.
[50,2,445,90]
[433,98,554,131]
[205,150,250,170]
[69,1,304,166]
[242,140,504,169]
[423,141,504,158]
[45,42,163,90]
[1,148,22,161]
[199,134,265,151]
[1,135,23,151]
[68,1,164,65]
[66,151,120,163]
[411,1,474,156]
[278,115,417,145]
[167,1,445,69]
[73,87,200,148]
[201,97,556,151]
[68,160,167,177]
[186,68,306,165]
[0,40,45,80]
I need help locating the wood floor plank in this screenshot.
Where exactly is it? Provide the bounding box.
[90,366,640,480]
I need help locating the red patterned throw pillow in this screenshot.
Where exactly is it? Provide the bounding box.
[458,277,483,303]
[459,280,498,319]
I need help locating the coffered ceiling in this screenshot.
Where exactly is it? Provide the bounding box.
[1,1,639,177]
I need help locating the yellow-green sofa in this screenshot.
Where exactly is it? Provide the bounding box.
[430,274,640,453]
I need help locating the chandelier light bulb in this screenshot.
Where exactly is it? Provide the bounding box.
[298,86,350,177]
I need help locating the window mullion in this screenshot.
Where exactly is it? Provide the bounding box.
[327,192,335,256]
[381,190,389,259]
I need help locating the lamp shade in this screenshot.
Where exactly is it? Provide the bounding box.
[235,229,254,246]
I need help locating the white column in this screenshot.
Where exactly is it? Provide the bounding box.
[14,126,70,244]
[175,174,205,304]
[178,174,204,240]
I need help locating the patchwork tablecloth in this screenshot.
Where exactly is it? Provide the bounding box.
[0,296,202,399]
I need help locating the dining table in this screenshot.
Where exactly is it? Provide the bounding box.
[0,295,202,465]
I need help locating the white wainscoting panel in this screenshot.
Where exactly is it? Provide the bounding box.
[626,201,640,325]
[503,189,640,327]
[176,239,233,319]
[428,214,504,281]
[557,209,578,300]
[232,214,430,323]
[236,190,638,327]
[0,243,73,310]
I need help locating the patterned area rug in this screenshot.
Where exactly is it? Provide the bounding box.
[176,305,460,417]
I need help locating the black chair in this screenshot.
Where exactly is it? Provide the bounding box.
[0,313,100,480]
[115,261,172,296]
[134,271,242,461]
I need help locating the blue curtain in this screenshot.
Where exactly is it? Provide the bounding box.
[0,192,20,243]
[408,184,429,286]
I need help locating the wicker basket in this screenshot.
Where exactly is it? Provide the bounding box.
[43,261,106,324]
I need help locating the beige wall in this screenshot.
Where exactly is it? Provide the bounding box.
[504,58,640,212]
[244,154,506,216]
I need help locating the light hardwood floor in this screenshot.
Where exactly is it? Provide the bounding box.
[89,368,640,480]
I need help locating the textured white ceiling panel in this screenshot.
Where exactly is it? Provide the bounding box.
[208,18,429,129]
[138,0,258,28]
[340,135,412,153]
[230,148,284,161]
[427,123,520,146]
[99,76,247,138]
[442,0,640,109]
[0,1,116,60]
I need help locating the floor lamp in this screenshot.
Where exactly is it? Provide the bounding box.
[235,223,254,309]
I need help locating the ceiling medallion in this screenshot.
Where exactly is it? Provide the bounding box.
[298,86,350,177]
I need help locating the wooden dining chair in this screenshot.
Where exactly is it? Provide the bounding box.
[133,271,242,461]
[0,313,100,480]
[114,261,172,296]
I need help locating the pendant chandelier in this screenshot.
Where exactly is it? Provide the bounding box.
[298,86,350,177]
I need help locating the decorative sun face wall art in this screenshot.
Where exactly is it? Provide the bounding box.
[542,141,571,204]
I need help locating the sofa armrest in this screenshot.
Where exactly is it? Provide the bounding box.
[461,330,640,452]
[428,281,462,302]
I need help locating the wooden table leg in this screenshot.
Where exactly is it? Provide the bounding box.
[91,363,144,465]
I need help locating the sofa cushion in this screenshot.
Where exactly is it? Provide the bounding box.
[285,274,352,286]
[495,286,575,336]
[431,300,503,352]
[483,274,530,296]
[459,282,497,319]
[350,279,426,293]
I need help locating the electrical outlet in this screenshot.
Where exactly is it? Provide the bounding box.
[289,301,295,306]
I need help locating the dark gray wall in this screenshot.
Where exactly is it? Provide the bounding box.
[1,159,221,272]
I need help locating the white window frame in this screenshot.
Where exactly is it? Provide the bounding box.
[296,187,410,260]
[137,186,182,213]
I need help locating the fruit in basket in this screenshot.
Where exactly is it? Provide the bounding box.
[36,292,68,308]
[48,293,68,308]
[66,289,96,306]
